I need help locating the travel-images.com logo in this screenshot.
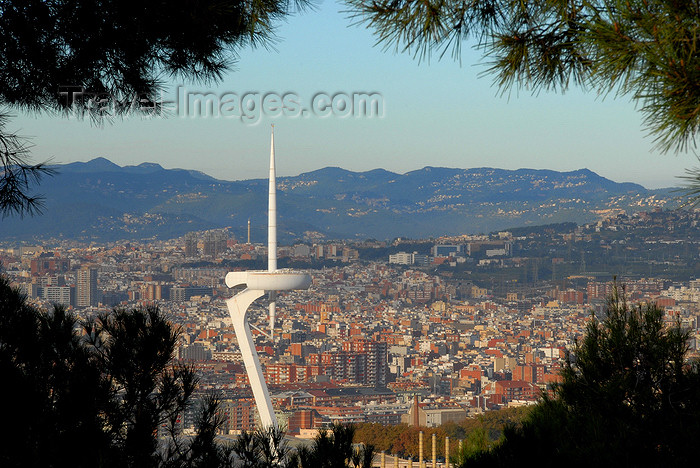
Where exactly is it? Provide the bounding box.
[59,86,385,123]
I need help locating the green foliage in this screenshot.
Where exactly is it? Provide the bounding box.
[348,0,700,155]
[0,275,232,468]
[442,405,530,443]
[458,284,700,467]
[345,0,498,61]
[453,427,490,466]
[487,1,700,155]
[559,286,691,421]
[353,423,411,454]
[352,406,530,458]
[679,163,700,207]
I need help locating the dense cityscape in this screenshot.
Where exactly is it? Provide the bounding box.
[4,2,700,466]
[4,207,699,440]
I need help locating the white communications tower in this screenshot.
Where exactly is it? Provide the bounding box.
[224,127,312,429]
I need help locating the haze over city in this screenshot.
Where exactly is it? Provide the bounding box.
[10,0,694,189]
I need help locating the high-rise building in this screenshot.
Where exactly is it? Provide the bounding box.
[76,267,98,307]
[184,232,198,258]
[203,230,227,257]
[343,339,388,387]
[307,339,388,387]
[219,398,257,433]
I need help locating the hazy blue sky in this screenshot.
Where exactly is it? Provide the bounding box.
[11,1,696,188]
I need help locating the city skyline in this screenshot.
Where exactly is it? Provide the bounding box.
[5,207,700,437]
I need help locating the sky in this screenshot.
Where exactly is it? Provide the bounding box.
[10,1,697,189]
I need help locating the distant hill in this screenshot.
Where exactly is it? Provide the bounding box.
[0,158,679,242]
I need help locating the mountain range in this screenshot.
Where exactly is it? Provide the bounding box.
[0,158,679,242]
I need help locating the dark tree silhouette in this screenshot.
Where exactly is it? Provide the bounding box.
[0,276,110,467]
[0,275,233,468]
[348,0,700,199]
[0,112,54,218]
[0,0,311,217]
[459,284,700,467]
[292,424,375,468]
[232,426,292,468]
[348,0,700,153]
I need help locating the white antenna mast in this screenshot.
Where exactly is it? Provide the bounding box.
[223,127,311,430]
[268,126,277,340]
